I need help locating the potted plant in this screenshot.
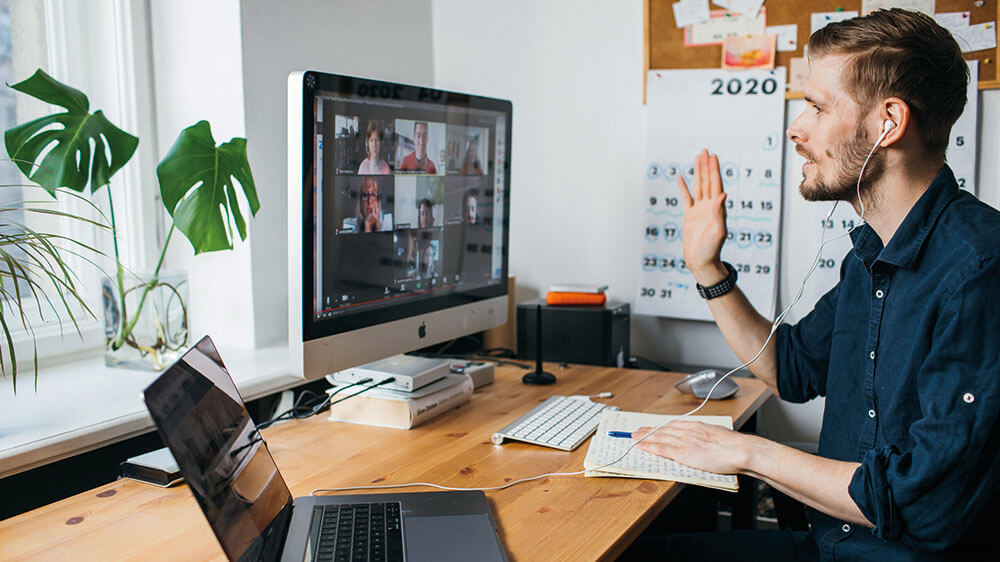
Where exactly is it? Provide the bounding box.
[3,68,260,375]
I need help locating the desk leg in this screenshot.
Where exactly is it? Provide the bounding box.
[731,412,758,530]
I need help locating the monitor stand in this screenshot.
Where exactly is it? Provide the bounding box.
[523,304,555,385]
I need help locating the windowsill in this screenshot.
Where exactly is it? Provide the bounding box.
[0,343,301,480]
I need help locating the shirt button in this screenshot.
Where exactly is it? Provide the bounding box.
[869,351,875,360]
[842,524,851,533]
[875,289,885,299]
[964,393,975,404]
[868,409,876,418]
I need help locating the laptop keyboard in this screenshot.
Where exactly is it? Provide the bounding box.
[311,502,403,562]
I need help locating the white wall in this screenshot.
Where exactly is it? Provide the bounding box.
[148,0,254,350]
[146,0,435,350]
[432,1,647,308]
[238,0,436,347]
[432,0,1000,444]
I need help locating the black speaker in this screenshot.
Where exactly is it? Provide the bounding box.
[517,300,630,367]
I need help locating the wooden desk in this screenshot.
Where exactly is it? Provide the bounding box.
[0,363,771,561]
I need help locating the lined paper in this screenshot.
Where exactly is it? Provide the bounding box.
[584,410,739,492]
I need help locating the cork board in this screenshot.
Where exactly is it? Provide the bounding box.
[644,0,1000,99]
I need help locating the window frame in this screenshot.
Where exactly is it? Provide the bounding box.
[2,0,164,370]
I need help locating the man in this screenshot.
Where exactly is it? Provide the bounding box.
[399,121,438,173]
[628,9,1000,559]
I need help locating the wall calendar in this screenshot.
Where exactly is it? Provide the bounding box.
[636,68,786,321]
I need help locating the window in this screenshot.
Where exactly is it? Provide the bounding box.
[0,0,163,375]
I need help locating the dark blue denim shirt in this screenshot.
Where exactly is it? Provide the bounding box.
[776,166,1000,560]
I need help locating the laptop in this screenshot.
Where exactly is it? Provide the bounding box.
[143,335,507,562]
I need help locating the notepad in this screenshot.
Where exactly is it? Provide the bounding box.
[583,410,739,492]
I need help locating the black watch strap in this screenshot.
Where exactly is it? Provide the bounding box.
[696,262,738,299]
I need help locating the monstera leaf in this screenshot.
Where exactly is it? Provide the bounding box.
[156,121,260,254]
[4,69,138,194]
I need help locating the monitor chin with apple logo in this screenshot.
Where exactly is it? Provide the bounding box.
[288,71,511,380]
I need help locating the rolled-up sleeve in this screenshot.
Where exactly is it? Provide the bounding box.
[848,258,1000,550]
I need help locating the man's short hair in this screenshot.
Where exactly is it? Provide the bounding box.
[414,121,428,133]
[808,8,968,156]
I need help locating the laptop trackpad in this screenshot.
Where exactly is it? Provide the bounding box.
[404,514,505,562]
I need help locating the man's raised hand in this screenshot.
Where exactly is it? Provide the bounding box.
[677,149,729,285]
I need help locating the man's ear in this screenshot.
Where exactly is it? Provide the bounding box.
[879,97,910,147]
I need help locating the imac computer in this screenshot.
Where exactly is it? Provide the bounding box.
[288,71,512,382]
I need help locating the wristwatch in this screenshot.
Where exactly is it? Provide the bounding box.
[696,262,738,299]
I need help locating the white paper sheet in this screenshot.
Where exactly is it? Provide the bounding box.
[810,11,859,34]
[954,22,997,53]
[947,60,979,194]
[584,410,738,491]
[935,11,971,33]
[767,23,798,52]
[686,9,766,46]
[673,0,711,28]
[713,0,765,18]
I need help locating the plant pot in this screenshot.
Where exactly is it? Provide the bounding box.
[102,270,189,370]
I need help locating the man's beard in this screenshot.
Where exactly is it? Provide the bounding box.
[798,126,885,203]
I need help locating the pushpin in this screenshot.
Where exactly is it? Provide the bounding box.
[986,58,992,64]
[836,7,843,12]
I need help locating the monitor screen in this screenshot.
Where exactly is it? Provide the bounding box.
[288,71,511,379]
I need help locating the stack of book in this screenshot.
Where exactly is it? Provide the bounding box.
[545,283,608,306]
[326,373,474,429]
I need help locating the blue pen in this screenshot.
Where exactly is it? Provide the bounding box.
[607,431,632,438]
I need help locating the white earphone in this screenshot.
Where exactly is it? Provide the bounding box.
[880,119,896,138]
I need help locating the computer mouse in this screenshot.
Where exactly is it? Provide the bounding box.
[674,369,739,399]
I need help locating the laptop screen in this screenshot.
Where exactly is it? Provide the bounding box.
[144,336,294,561]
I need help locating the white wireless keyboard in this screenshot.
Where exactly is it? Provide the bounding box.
[491,395,618,451]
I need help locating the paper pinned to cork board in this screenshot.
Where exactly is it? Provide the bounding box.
[953,22,997,54]
[810,11,859,34]
[722,34,776,70]
[712,0,765,18]
[685,9,766,47]
[673,0,711,28]
[788,57,810,92]
[766,23,798,52]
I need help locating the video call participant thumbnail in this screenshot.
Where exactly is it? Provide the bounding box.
[399,229,439,281]
[418,198,436,228]
[341,176,393,233]
[399,121,437,173]
[358,119,391,175]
